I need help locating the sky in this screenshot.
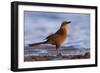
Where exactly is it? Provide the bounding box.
[24,11,90,49]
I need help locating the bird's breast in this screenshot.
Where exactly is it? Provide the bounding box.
[58,28,67,43]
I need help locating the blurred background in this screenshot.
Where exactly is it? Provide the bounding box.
[24,11,90,49]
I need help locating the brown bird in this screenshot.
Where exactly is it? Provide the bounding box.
[29,21,71,56]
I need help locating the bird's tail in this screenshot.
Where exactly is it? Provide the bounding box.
[28,41,47,47]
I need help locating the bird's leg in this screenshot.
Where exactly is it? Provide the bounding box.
[56,49,59,56]
[56,45,61,56]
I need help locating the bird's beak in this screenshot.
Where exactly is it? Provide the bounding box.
[67,21,71,24]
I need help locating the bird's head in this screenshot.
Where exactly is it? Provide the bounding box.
[61,21,71,29]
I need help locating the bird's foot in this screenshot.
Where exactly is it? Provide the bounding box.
[56,53,62,57]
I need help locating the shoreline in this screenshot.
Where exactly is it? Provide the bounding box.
[24,45,90,61]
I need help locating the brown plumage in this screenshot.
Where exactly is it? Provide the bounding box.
[29,21,71,56]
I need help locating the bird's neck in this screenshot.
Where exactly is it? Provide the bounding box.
[60,25,67,31]
[59,27,67,35]
[61,27,66,30]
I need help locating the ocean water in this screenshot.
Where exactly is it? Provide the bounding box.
[24,11,90,49]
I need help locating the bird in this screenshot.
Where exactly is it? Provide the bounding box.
[29,21,71,56]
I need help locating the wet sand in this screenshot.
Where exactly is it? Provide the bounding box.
[24,45,90,62]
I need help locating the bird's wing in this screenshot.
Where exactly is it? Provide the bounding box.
[45,33,54,39]
[44,29,61,40]
[45,29,61,39]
